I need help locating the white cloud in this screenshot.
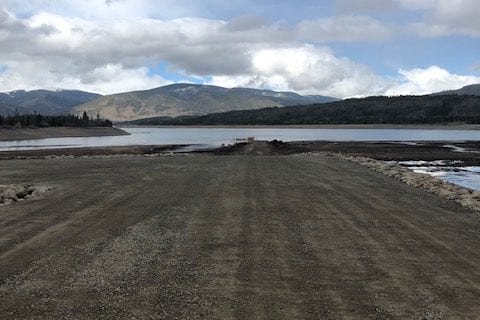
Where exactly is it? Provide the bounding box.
[0,3,478,98]
[0,62,170,94]
[0,7,394,97]
[209,45,388,98]
[385,66,480,95]
[0,0,193,20]
[211,53,480,98]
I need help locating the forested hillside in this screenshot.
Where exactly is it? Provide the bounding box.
[0,112,112,128]
[125,95,480,125]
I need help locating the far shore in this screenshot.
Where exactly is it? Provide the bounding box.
[118,123,480,130]
[0,127,129,141]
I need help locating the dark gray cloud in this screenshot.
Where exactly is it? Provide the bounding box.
[297,15,390,42]
[105,0,125,5]
[223,15,266,31]
[398,0,480,37]
[336,0,398,12]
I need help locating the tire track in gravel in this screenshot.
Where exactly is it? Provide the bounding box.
[276,156,391,319]
[231,156,299,319]
[257,156,344,319]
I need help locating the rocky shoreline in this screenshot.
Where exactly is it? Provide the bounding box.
[334,154,480,213]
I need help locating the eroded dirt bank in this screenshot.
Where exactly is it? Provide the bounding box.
[1,154,480,319]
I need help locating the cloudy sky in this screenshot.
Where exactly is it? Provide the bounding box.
[0,0,479,98]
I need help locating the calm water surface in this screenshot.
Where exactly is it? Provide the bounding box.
[3,126,480,190]
[2,127,480,151]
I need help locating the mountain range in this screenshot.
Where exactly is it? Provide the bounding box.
[72,84,338,122]
[2,83,480,123]
[0,90,101,116]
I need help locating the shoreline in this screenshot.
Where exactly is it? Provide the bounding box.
[118,123,480,130]
[0,144,189,160]
[336,153,480,212]
[0,127,129,141]
[2,140,480,163]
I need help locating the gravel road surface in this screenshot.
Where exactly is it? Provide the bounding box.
[1,154,479,319]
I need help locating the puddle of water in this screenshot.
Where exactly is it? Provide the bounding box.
[398,161,480,191]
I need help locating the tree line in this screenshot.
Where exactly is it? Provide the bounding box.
[0,111,112,128]
[125,95,480,126]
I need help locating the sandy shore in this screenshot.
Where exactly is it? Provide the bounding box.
[0,127,129,141]
[1,145,480,318]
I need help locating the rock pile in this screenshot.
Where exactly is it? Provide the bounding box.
[0,184,50,206]
[338,155,480,213]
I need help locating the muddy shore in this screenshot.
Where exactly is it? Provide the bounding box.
[1,142,480,318]
[292,140,480,165]
[0,144,189,160]
[2,140,480,163]
[0,126,129,141]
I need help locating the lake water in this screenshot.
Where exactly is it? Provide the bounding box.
[3,126,480,191]
[3,127,480,152]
